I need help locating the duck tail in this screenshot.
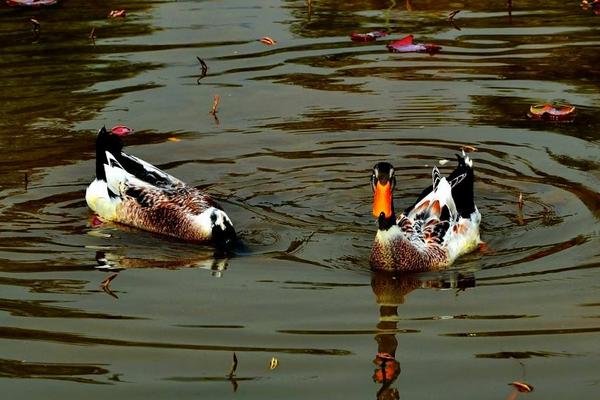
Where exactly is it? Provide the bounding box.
[95,126,124,181]
[449,150,475,218]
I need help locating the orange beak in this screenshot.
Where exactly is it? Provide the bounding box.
[372,181,393,218]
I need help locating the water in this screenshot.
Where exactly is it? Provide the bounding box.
[1,0,599,398]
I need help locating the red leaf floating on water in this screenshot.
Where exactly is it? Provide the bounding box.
[111,125,134,136]
[388,34,414,47]
[386,34,442,55]
[528,104,575,121]
[350,31,388,42]
[108,9,126,18]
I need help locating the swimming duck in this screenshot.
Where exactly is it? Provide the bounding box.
[369,152,481,271]
[86,126,236,247]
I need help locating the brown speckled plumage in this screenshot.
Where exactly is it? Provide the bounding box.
[116,185,219,242]
[87,126,236,245]
[370,228,448,272]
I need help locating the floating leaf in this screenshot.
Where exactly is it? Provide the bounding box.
[386,35,441,54]
[350,31,388,42]
[269,357,279,370]
[510,381,534,392]
[167,137,181,142]
[108,9,126,18]
[460,145,478,152]
[438,159,449,166]
[111,125,134,136]
[259,36,277,45]
[528,104,575,121]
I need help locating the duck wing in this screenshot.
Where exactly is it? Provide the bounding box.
[116,151,185,189]
[403,152,475,218]
[104,152,216,213]
[399,176,456,245]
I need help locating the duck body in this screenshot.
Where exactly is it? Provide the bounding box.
[86,127,236,247]
[369,153,481,271]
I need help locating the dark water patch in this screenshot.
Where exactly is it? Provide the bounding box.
[0,276,86,294]
[175,325,245,329]
[165,376,259,382]
[0,298,140,320]
[407,314,539,321]
[579,302,600,307]
[0,358,110,384]
[0,326,352,356]
[475,350,575,359]
[278,329,419,335]
[478,260,600,284]
[444,326,600,337]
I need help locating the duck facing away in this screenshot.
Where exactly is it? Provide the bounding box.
[369,152,481,271]
[86,126,236,247]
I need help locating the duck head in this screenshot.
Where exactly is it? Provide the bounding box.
[371,162,396,230]
[209,208,237,251]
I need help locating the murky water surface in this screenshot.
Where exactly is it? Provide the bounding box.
[1,0,599,398]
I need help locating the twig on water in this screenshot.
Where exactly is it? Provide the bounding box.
[30,18,40,42]
[89,27,97,45]
[210,94,220,116]
[101,273,119,298]
[517,193,524,210]
[447,10,462,30]
[447,10,461,21]
[228,352,238,378]
[24,172,29,191]
[196,57,208,84]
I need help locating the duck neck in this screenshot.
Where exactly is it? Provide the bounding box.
[377,212,396,231]
[95,128,123,181]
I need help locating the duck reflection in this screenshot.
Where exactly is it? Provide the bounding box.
[370,271,476,399]
[95,250,229,276]
[88,216,236,278]
[94,250,230,298]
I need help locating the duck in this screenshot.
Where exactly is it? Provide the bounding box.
[369,151,481,271]
[85,126,236,248]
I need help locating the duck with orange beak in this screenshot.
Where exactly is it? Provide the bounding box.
[370,152,481,271]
